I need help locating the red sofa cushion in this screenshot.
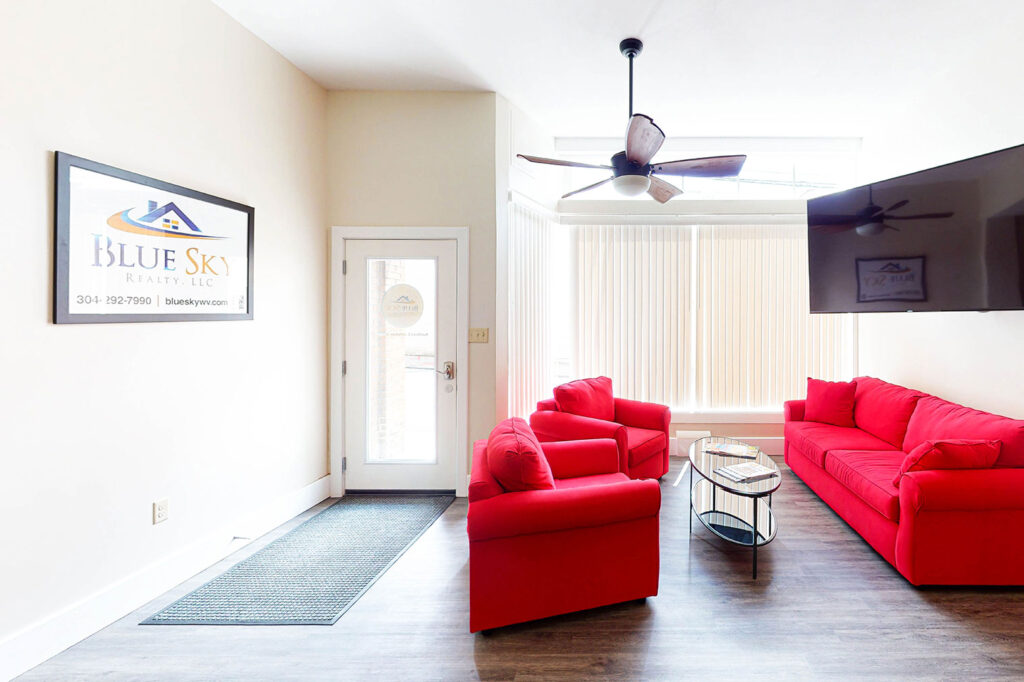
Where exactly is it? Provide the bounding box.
[486,418,555,492]
[903,396,1024,468]
[825,449,904,521]
[805,378,857,427]
[626,426,667,466]
[893,439,1002,487]
[554,472,630,489]
[786,420,894,468]
[554,376,614,421]
[854,376,925,449]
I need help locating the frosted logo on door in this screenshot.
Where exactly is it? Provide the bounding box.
[381,284,424,328]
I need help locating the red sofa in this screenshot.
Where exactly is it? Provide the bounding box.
[786,376,1024,585]
[468,419,661,632]
[529,377,671,480]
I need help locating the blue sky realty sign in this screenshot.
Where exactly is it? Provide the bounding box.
[54,153,254,323]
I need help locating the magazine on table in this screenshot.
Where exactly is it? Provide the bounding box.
[703,442,759,459]
[713,461,779,483]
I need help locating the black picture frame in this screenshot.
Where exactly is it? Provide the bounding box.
[855,256,927,304]
[54,152,255,324]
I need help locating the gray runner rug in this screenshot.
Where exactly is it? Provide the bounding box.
[142,494,454,625]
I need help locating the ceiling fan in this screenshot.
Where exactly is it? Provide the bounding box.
[517,38,747,203]
[810,185,954,236]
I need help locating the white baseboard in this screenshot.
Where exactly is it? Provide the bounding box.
[0,475,331,681]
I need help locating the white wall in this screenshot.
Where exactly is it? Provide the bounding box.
[0,0,328,673]
[325,91,498,462]
[854,18,1024,418]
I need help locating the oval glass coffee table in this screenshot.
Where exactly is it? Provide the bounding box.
[677,436,781,579]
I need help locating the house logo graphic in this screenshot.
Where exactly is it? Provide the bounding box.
[381,284,424,328]
[106,200,224,240]
[872,262,912,275]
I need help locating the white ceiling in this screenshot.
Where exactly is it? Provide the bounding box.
[213,0,1024,140]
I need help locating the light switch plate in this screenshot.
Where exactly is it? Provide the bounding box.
[469,327,489,343]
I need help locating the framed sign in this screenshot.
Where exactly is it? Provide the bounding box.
[54,152,254,323]
[856,256,927,303]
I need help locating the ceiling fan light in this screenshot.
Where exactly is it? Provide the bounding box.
[612,174,651,196]
[856,222,887,237]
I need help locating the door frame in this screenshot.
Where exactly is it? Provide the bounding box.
[329,226,470,498]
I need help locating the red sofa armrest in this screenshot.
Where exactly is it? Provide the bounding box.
[900,468,1024,513]
[896,468,1024,585]
[541,439,619,479]
[529,411,629,472]
[468,479,661,542]
[614,397,670,433]
[529,410,625,441]
[536,398,558,411]
[784,399,805,422]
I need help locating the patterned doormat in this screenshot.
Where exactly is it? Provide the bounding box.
[142,494,454,625]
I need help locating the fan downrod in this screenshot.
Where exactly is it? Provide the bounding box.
[619,38,643,58]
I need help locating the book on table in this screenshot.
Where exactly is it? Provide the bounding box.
[713,461,778,483]
[704,442,759,459]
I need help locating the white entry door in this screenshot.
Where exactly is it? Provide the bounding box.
[343,239,458,491]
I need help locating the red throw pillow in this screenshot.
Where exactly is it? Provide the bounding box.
[553,376,614,421]
[486,417,555,492]
[892,439,1002,487]
[804,378,857,427]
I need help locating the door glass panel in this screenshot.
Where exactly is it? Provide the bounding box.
[365,257,437,463]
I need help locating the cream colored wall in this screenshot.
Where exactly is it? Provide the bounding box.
[0,0,327,649]
[857,312,1024,417]
[325,91,498,460]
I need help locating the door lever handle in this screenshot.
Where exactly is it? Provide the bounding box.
[436,361,455,380]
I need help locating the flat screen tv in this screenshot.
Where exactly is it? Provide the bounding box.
[807,143,1024,313]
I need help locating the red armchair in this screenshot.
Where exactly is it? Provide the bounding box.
[468,420,661,632]
[529,377,671,480]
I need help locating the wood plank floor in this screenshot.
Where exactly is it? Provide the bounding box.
[21,458,1024,680]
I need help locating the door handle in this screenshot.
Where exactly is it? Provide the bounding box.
[436,361,455,380]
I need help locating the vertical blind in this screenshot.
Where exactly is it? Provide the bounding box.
[576,224,697,405]
[507,202,556,418]
[576,222,855,410]
[694,224,853,409]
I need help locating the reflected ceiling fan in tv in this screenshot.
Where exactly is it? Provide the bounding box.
[807,143,1024,313]
[516,38,747,203]
[810,184,955,237]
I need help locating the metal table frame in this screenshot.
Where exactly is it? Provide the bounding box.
[675,437,779,579]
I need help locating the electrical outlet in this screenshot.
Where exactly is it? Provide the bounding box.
[153,499,169,525]
[469,327,489,343]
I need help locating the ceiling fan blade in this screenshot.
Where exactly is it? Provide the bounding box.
[652,155,747,177]
[647,175,682,204]
[561,176,614,199]
[811,223,858,234]
[884,212,955,220]
[517,154,612,170]
[883,199,909,213]
[624,114,665,166]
